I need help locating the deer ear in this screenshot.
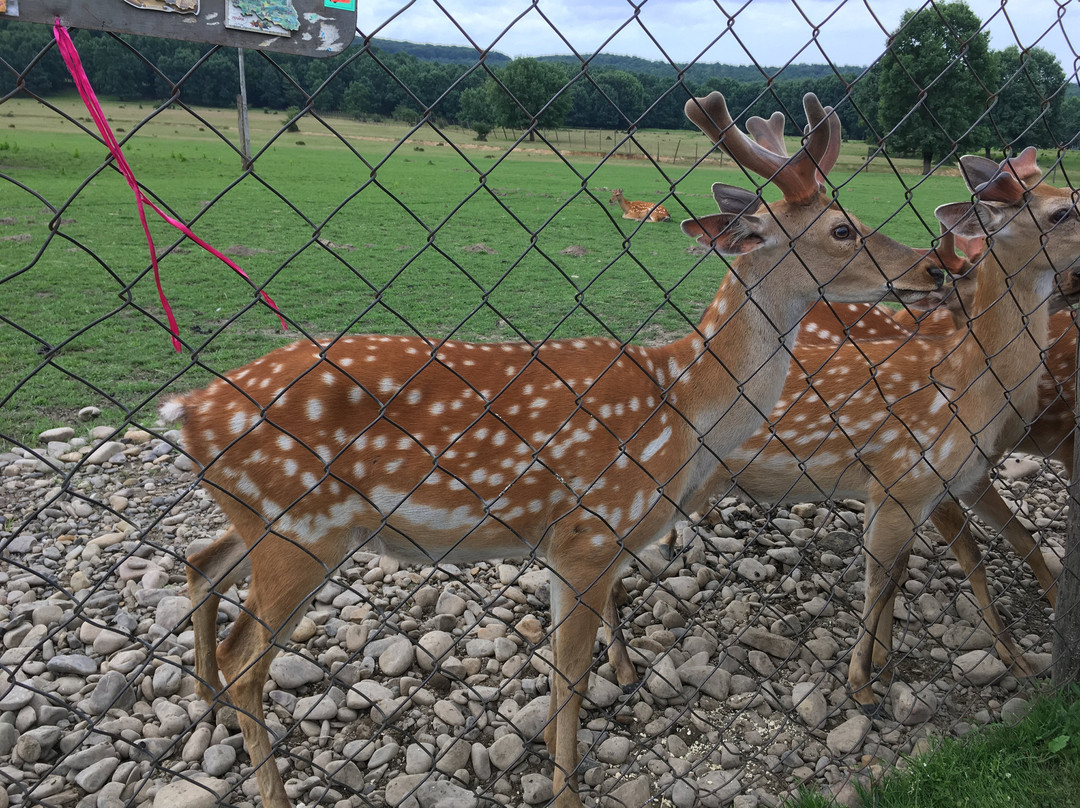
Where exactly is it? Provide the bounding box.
[682,213,766,255]
[712,183,764,215]
[934,201,1010,238]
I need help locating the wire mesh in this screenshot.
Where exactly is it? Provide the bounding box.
[2,3,1080,808]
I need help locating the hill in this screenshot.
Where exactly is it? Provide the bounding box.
[369,38,866,79]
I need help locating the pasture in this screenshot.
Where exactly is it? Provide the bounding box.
[0,96,981,445]
[0,79,1077,808]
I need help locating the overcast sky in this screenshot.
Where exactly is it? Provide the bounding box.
[355,0,1079,74]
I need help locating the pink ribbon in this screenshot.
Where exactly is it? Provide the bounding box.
[52,20,285,351]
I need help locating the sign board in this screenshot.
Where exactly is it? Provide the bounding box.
[1,0,357,58]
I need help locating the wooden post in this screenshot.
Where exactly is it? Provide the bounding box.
[1053,317,1080,687]
[236,48,251,171]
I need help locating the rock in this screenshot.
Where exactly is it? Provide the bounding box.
[953,651,1008,687]
[384,773,429,807]
[294,692,338,721]
[679,665,731,701]
[46,653,96,676]
[0,678,34,708]
[347,679,394,710]
[78,406,101,421]
[597,735,634,765]
[508,696,550,742]
[415,780,477,808]
[74,756,120,792]
[585,673,625,708]
[791,681,828,728]
[515,615,544,644]
[152,777,229,808]
[436,590,467,616]
[521,773,554,805]
[416,630,455,671]
[488,733,524,771]
[891,683,937,726]
[379,636,415,676]
[153,663,183,697]
[1001,697,1031,725]
[39,427,75,442]
[202,744,237,777]
[645,655,682,699]
[365,741,398,771]
[155,595,194,633]
[603,776,652,808]
[269,654,324,689]
[698,771,741,807]
[738,625,796,659]
[86,441,126,465]
[826,715,871,756]
[84,671,136,715]
[735,558,768,581]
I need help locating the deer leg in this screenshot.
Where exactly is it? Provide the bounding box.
[849,497,918,713]
[216,532,347,808]
[186,525,252,704]
[870,560,905,674]
[602,579,638,689]
[543,545,615,808]
[930,499,1031,675]
[658,528,677,561]
[968,478,1058,607]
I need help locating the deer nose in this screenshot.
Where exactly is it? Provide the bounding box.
[927,265,946,289]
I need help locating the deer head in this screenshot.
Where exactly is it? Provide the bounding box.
[682,92,945,306]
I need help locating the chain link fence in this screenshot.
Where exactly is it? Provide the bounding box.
[2,3,1080,808]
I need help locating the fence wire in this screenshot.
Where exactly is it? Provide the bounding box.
[2,3,1080,808]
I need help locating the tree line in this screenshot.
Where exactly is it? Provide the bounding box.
[2,2,1077,169]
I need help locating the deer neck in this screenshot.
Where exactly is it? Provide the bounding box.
[616,195,631,213]
[945,244,1054,444]
[656,257,807,458]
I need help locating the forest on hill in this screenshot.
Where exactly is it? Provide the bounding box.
[2,2,1077,166]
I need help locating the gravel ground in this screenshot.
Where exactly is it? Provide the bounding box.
[0,422,1067,808]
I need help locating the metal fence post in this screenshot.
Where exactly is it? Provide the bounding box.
[1053,316,1080,686]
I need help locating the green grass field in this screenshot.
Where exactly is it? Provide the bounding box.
[5,95,1068,446]
[784,687,1080,808]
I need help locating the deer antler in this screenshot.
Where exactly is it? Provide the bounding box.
[684,92,839,205]
[931,225,969,276]
[960,153,1032,204]
[1002,146,1042,185]
[746,111,788,156]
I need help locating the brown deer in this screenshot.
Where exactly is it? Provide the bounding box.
[164,92,944,808]
[670,148,1080,713]
[608,188,671,222]
[630,282,1074,694]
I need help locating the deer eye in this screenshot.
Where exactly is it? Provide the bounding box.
[1049,207,1074,224]
[832,224,854,240]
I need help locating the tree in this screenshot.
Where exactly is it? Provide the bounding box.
[458,86,495,141]
[877,2,997,173]
[991,46,1068,150]
[487,58,573,140]
[1060,96,1080,149]
[565,69,646,129]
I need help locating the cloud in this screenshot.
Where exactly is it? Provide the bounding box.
[356,0,1078,70]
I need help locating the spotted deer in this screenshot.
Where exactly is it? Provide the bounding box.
[628,280,1075,694]
[608,188,671,222]
[642,148,1080,713]
[164,92,945,808]
[788,267,1079,679]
